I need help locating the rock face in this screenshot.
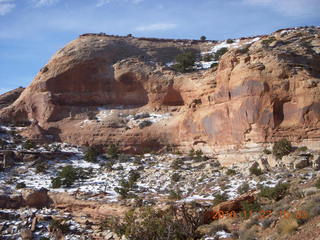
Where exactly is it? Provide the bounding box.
[1,27,320,156]
[0,87,24,109]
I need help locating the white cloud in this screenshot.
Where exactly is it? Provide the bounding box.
[243,0,320,17]
[135,23,177,31]
[0,0,15,16]
[96,0,144,7]
[34,0,59,7]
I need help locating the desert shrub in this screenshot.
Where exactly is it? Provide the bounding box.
[315,178,320,189]
[35,163,47,173]
[202,54,213,62]
[51,165,91,188]
[172,51,196,73]
[58,165,78,187]
[171,172,181,182]
[261,36,276,46]
[239,228,256,240]
[249,166,263,176]
[263,148,271,155]
[16,182,26,189]
[259,182,290,201]
[200,35,206,41]
[107,144,119,159]
[226,169,237,176]
[237,46,249,54]
[23,140,36,150]
[49,219,69,234]
[213,47,228,61]
[51,177,62,188]
[101,205,205,240]
[138,120,152,129]
[40,237,50,240]
[84,147,98,162]
[192,149,207,162]
[277,217,298,235]
[188,149,195,157]
[114,170,140,199]
[171,158,184,170]
[240,201,261,219]
[272,139,292,159]
[296,146,308,152]
[105,160,115,171]
[261,218,275,229]
[168,189,182,200]
[210,62,218,68]
[212,193,228,206]
[226,39,234,44]
[238,182,250,194]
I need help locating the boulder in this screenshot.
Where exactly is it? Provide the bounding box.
[20,229,33,240]
[22,188,52,208]
[0,194,23,209]
[212,192,255,214]
[293,156,310,169]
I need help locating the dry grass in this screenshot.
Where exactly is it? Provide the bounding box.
[277,217,298,235]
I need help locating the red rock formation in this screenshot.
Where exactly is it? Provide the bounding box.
[0,27,319,156]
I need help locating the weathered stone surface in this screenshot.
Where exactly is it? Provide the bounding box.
[0,27,319,159]
[0,194,23,209]
[0,87,24,109]
[22,188,52,208]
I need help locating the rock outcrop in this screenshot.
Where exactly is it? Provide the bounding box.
[0,87,24,109]
[1,27,319,158]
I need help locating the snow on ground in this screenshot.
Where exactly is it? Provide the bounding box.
[80,107,171,129]
[195,37,260,69]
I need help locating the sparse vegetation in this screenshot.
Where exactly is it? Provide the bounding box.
[296,146,308,152]
[16,182,26,189]
[210,62,218,68]
[213,47,228,61]
[171,158,184,170]
[277,217,298,235]
[51,165,92,188]
[35,162,47,173]
[114,170,140,199]
[107,143,119,159]
[226,169,237,176]
[171,172,181,182]
[84,147,98,162]
[212,193,228,206]
[249,166,263,176]
[240,200,261,219]
[49,219,69,234]
[315,178,320,189]
[259,182,290,201]
[200,35,206,41]
[168,189,182,200]
[202,54,213,62]
[238,182,250,194]
[101,205,206,240]
[22,140,36,150]
[172,51,196,73]
[272,139,292,159]
[262,36,276,46]
[226,39,234,43]
[263,148,272,155]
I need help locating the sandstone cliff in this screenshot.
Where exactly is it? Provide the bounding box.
[1,27,319,155]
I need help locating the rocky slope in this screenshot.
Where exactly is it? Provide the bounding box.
[0,87,24,109]
[0,27,319,160]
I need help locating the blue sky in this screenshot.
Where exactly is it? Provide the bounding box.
[0,0,319,94]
